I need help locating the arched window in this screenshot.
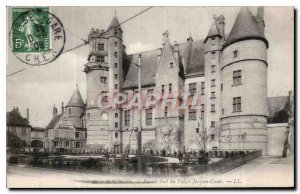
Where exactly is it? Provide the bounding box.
[101,112,108,120]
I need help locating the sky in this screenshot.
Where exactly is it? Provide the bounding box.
[6,6,294,127]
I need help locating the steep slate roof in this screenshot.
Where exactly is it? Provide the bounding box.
[109,16,122,30]
[204,21,222,43]
[45,114,63,130]
[123,49,158,88]
[6,109,31,127]
[122,40,205,88]
[66,87,85,108]
[223,7,268,48]
[267,96,289,119]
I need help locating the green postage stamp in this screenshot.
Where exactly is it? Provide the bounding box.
[10,7,65,66]
[11,7,50,53]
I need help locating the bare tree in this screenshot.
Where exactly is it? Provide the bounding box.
[237,132,247,150]
[161,124,177,153]
[195,120,210,152]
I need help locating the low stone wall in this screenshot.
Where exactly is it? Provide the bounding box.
[267,123,288,156]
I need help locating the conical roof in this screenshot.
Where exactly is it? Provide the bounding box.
[109,16,122,30]
[66,87,85,108]
[223,7,268,48]
[204,21,221,42]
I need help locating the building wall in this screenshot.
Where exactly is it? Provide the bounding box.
[7,126,31,147]
[220,39,268,154]
[267,123,289,156]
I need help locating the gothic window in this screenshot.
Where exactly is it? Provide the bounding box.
[114,29,118,36]
[146,108,153,125]
[115,122,118,128]
[115,113,118,118]
[201,82,205,95]
[169,83,172,94]
[75,141,80,148]
[233,70,242,85]
[114,52,118,58]
[65,141,69,147]
[170,62,174,68]
[100,56,105,63]
[115,132,118,138]
[100,76,107,84]
[98,43,104,51]
[211,65,216,72]
[211,79,216,87]
[211,121,215,128]
[115,42,118,47]
[188,105,196,120]
[233,50,238,58]
[233,97,242,112]
[164,106,168,117]
[124,110,130,126]
[114,74,118,80]
[114,63,118,68]
[189,83,196,96]
[211,104,216,112]
[211,51,216,59]
[211,91,216,98]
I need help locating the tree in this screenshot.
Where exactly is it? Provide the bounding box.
[237,132,247,150]
[161,124,177,153]
[195,120,210,152]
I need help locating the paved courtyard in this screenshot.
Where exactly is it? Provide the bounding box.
[7,155,294,188]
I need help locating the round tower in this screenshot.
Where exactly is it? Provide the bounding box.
[85,15,123,151]
[65,85,85,128]
[220,7,269,154]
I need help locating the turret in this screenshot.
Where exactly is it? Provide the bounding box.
[220,7,268,154]
[65,85,85,128]
[53,105,58,118]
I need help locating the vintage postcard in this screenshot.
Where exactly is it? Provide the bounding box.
[6,6,294,188]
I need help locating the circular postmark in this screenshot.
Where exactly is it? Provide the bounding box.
[9,7,66,66]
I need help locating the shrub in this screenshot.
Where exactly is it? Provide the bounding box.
[225,151,230,158]
[197,156,209,165]
[8,156,18,164]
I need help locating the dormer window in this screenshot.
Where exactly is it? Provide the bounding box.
[170,62,174,68]
[211,37,216,45]
[233,50,238,58]
[98,43,104,51]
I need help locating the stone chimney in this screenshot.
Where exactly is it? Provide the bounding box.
[162,30,169,45]
[256,7,265,35]
[26,108,29,122]
[156,48,162,66]
[173,41,180,62]
[216,15,225,38]
[53,105,58,118]
[61,102,64,113]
